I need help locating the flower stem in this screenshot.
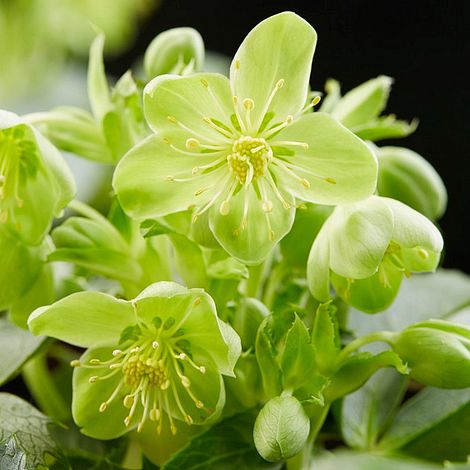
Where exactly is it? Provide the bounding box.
[336,331,397,364]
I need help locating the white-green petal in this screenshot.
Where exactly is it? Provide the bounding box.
[230,12,317,132]
[328,197,394,279]
[209,182,295,265]
[113,131,228,220]
[28,292,136,348]
[144,73,234,142]
[271,113,377,205]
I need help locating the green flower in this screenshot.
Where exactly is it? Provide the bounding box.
[113,12,377,264]
[307,196,443,313]
[28,282,241,439]
[0,110,75,244]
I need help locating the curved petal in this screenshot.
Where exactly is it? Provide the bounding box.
[28,291,136,348]
[230,12,317,132]
[306,218,332,302]
[328,197,394,279]
[113,131,229,220]
[385,197,444,252]
[72,347,134,439]
[144,73,234,142]
[271,113,377,204]
[209,181,295,265]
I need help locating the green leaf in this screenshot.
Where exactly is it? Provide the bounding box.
[312,303,340,375]
[379,387,470,462]
[281,315,316,391]
[207,257,249,281]
[0,318,45,386]
[354,116,418,142]
[0,393,64,469]
[88,33,111,121]
[253,395,310,462]
[231,298,269,350]
[340,369,408,449]
[162,412,281,469]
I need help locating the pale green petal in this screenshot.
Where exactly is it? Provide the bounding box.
[144,73,234,141]
[230,12,316,132]
[28,292,136,348]
[306,218,332,302]
[209,182,295,264]
[113,131,229,220]
[133,282,237,376]
[328,197,394,279]
[271,113,377,204]
[88,33,111,121]
[331,76,393,128]
[385,197,444,252]
[73,347,134,439]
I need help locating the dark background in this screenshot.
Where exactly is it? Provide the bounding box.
[109,0,470,272]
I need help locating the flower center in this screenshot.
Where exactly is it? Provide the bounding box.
[123,354,169,388]
[227,136,272,184]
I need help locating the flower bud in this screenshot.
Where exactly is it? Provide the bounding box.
[144,28,204,80]
[377,146,447,221]
[390,320,470,388]
[254,395,310,462]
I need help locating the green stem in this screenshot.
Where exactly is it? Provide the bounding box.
[22,350,71,422]
[262,262,287,309]
[67,198,107,222]
[286,404,331,470]
[336,331,396,364]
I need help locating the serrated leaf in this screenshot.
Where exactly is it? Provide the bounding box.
[312,303,340,375]
[0,393,65,469]
[0,318,45,386]
[162,412,281,470]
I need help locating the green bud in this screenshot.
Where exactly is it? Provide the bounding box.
[144,27,204,80]
[390,320,470,389]
[253,395,310,462]
[377,146,447,221]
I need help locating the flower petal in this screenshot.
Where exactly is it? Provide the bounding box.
[270,113,377,204]
[72,347,134,439]
[28,291,136,348]
[230,12,316,132]
[144,73,234,142]
[328,197,394,279]
[209,182,295,264]
[113,131,229,220]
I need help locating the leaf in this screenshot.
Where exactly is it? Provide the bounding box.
[281,315,316,391]
[378,387,470,462]
[340,368,408,449]
[0,393,64,469]
[348,269,470,336]
[162,411,282,470]
[312,303,340,375]
[0,318,45,386]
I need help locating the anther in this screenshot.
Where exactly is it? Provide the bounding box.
[417,248,429,260]
[325,177,337,184]
[161,380,170,390]
[200,78,209,87]
[110,363,121,369]
[185,415,194,425]
[234,59,241,70]
[312,95,321,106]
[167,116,178,124]
[137,422,145,433]
[199,366,206,374]
[112,350,122,357]
[89,376,98,383]
[186,138,200,149]
[152,341,159,349]
[130,347,140,353]
[219,200,230,215]
[99,402,107,412]
[170,424,178,435]
[165,176,175,181]
[150,409,160,421]
[177,353,186,360]
[194,188,207,196]
[269,229,274,241]
[301,179,310,189]
[243,98,254,110]
[124,395,134,408]
[194,297,201,306]
[262,200,273,212]
[195,400,204,409]
[181,376,191,388]
[89,359,101,365]
[276,79,285,89]
[70,360,80,367]
[124,416,131,427]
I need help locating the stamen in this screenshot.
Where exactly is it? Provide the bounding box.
[232,96,249,134]
[265,171,292,209]
[255,79,285,133]
[272,159,310,188]
[270,140,309,150]
[166,116,223,144]
[218,178,238,216]
[203,117,234,140]
[262,115,294,139]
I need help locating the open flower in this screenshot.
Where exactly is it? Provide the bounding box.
[307,196,443,313]
[113,12,377,264]
[28,282,241,439]
[0,110,75,244]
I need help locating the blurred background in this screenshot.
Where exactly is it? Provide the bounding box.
[1,0,468,272]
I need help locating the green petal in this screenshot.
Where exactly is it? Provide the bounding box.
[209,182,295,264]
[271,113,377,205]
[331,264,403,314]
[28,291,136,348]
[133,282,237,376]
[327,197,394,279]
[230,12,317,132]
[144,73,233,141]
[72,347,133,439]
[113,131,228,220]
[306,219,332,302]
[0,225,44,310]
[385,197,444,252]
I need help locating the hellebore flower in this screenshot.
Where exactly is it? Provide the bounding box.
[113,12,377,264]
[28,282,241,439]
[307,196,443,313]
[0,110,75,244]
